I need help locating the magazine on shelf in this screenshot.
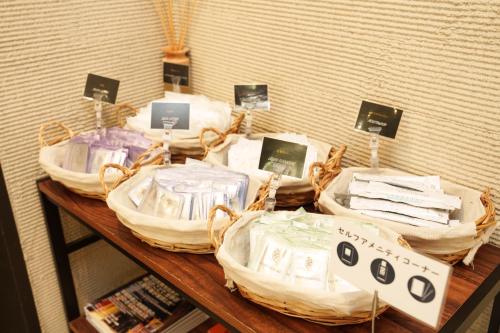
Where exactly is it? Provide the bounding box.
[84,275,209,333]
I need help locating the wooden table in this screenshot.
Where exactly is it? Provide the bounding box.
[37,179,500,333]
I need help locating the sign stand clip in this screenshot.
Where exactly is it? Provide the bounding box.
[244,109,253,137]
[170,75,182,93]
[368,126,381,169]
[92,88,109,131]
[264,164,285,212]
[161,117,178,166]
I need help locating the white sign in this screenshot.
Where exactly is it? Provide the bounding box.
[331,220,452,328]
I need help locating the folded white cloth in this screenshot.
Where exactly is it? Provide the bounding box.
[126,92,232,141]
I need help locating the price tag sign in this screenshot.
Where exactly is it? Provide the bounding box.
[331,219,452,328]
[83,73,120,104]
[234,84,270,112]
[354,101,403,138]
[150,102,190,130]
[258,137,308,179]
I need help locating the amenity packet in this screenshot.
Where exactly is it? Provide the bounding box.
[353,173,442,192]
[61,127,152,173]
[130,166,249,221]
[356,209,459,228]
[349,180,461,210]
[349,196,449,224]
[86,144,128,174]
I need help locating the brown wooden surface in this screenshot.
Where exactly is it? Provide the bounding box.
[40,179,499,333]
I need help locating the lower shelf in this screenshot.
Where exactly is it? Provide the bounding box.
[69,316,216,333]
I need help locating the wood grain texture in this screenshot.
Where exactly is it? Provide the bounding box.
[39,179,499,333]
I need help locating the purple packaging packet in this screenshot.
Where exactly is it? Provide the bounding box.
[86,143,129,174]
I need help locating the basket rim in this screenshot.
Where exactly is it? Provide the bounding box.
[237,284,389,325]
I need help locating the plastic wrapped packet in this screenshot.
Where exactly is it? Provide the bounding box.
[86,144,128,174]
[61,127,152,174]
[287,245,329,290]
[246,211,365,292]
[63,141,90,172]
[128,176,153,207]
[125,145,148,168]
[353,173,442,192]
[256,235,292,279]
[349,196,449,224]
[356,209,450,228]
[138,180,185,219]
[349,180,461,210]
[129,165,249,221]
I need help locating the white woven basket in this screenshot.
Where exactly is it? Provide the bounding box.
[318,167,497,265]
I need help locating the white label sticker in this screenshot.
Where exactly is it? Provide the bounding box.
[331,220,452,328]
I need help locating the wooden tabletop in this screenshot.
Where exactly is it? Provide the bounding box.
[38,179,499,333]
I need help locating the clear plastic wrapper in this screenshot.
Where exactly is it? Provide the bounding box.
[128,176,153,207]
[353,173,442,192]
[63,141,90,172]
[349,196,449,224]
[246,211,380,292]
[86,144,128,174]
[130,165,250,221]
[349,180,461,210]
[61,127,152,174]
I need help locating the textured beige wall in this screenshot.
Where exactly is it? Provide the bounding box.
[0,1,164,332]
[0,1,498,332]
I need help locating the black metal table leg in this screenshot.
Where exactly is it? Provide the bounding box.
[39,192,80,322]
[488,292,499,333]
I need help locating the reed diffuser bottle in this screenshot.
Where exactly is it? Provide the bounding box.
[153,0,197,93]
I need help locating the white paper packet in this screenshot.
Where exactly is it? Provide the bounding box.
[356,209,452,228]
[349,196,449,224]
[349,180,461,210]
[353,173,442,192]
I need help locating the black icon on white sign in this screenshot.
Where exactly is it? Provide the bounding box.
[337,242,358,266]
[408,276,435,303]
[370,259,395,284]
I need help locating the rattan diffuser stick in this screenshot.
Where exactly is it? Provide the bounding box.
[153,0,197,50]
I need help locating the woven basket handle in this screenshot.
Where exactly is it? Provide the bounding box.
[38,121,74,147]
[130,142,165,170]
[207,205,240,250]
[246,178,271,211]
[200,113,245,158]
[115,103,139,128]
[200,127,226,158]
[309,144,347,207]
[476,188,496,232]
[98,163,135,197]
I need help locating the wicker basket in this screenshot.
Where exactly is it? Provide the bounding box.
[318,167,497,265]
[102,164,269,254]
[124,97,243,164]
[208,206,411,326]
[425,190,496,265]
[38,111,164,200]
[203,132,347,208]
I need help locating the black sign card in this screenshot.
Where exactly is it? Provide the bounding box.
[354,101,403,139]
[258,137,308,179]
[163,63,189,86]
[234,84,270,112]
[83,73,120,104]
[150,102,190,130]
